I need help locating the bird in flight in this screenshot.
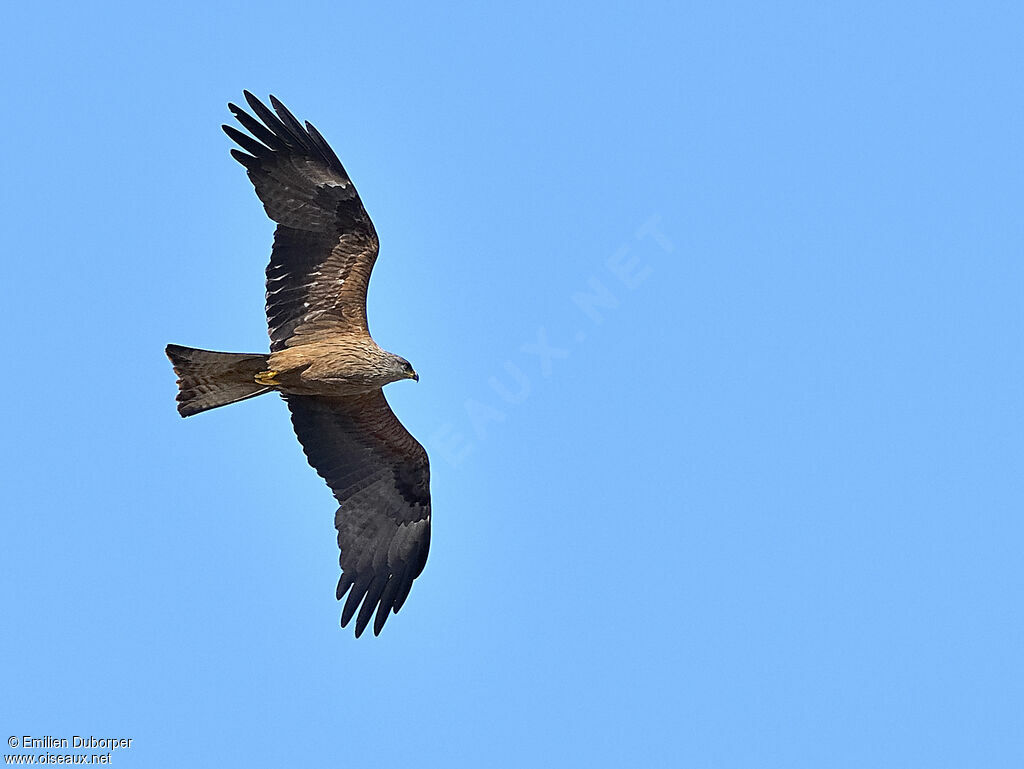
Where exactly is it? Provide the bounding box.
[166,92,430,637]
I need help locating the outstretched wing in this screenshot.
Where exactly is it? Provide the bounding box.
[224,91,379,350]
[286,391,431,637]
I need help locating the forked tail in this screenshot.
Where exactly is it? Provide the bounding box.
[165,344,272,417]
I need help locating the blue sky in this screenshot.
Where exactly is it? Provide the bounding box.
[3,1,1023,766]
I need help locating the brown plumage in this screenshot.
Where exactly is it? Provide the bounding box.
[165,92,429,638]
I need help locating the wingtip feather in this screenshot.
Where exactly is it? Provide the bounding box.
[354,577,387,638]
[223,124,266,156]
[229,148,258,168]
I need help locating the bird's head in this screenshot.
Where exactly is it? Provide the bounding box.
[384,352,419,383]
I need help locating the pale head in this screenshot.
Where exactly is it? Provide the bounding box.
[382,351,419,384]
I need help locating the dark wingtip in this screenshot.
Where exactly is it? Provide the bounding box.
[373,598,391,636]
[336,570,356,601]
[354,578,386,638]
[223,124,265,155]
[340,578,365,629]
[243,90,265,114]
[229,149,258,168]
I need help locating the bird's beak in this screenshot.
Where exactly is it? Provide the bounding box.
[410,370,419,382]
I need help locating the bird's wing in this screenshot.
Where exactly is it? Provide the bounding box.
[285,391,431,637]
[224,91,379,350]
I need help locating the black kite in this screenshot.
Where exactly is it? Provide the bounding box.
[166,92,430,638]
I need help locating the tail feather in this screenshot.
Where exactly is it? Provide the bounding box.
[165,344,271,417]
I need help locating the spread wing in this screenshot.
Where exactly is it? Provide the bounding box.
[224,91,379,350]
[285,391,431,637]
